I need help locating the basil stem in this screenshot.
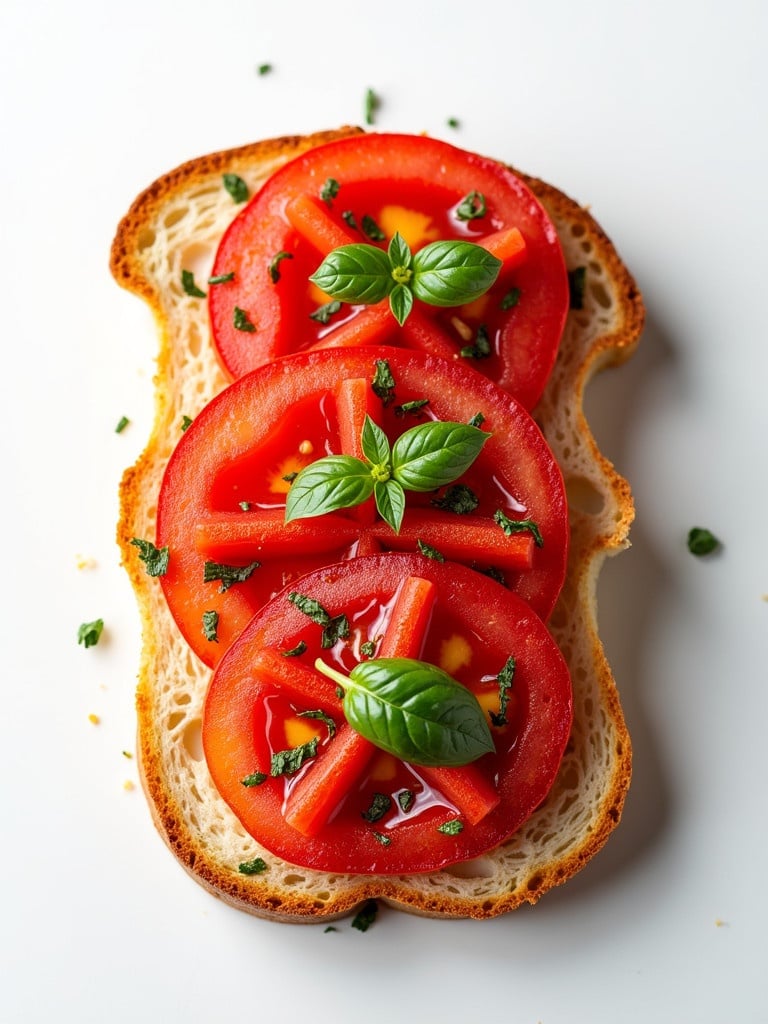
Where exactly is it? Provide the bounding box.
[315,657,495,767]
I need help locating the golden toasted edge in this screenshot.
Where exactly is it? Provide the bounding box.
[114,130,644,922]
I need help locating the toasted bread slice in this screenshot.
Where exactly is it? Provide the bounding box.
[111,127,644,920]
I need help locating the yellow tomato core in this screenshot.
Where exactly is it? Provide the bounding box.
[369,752,398,782]
[284,717,321,748]
[378,206,440,250]
[438,634,473,674]
[269,455,308,494]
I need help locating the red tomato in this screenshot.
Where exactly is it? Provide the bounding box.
[202,553,573,874]
[155,348,568,667]
[209,133,569,410]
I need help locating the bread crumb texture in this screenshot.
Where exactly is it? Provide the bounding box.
[113,128,644,921]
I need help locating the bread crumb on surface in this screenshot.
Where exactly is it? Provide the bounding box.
[88,713,100,725]
[715,918,729,927]
[76,555,97,570]
[122,750,133,759]
[123,780,136,792]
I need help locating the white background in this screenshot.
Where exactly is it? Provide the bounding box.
[2,1,766,1021]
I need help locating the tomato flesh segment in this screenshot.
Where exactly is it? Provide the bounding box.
[157,348,568,667]
[209,134,569,408]
[202,554,573,875]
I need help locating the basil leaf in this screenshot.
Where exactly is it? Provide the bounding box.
[309,300,342,324]
[412,241,501,307]
[203,559,260,592]
[500,287,521,310]
[360,640,377,658]
[181,269,206,298]
[282,640,307,658]
[431,483,479,515]
[364,88,380,126]
[437,819,464,835]
[310,244,393,304]
[324,657,494,767]
[320,177,340,205]
[180,415,193,432]
[389,284,414,325]
[241,772,267,787]
[493,509,544,547]
[361,214,385,241]
[371,359,396,405]
[233,306,256,332]
[208,271,235,285]
[130,537,169,577]
[687,527,721,556]
[372,831,391,846]
[460,324,492,360]
[394,399,429,418]
[223,173,249,203]
[392,421,490,492]
[269,250,293,284]
[77,619,104,649]
[285,455,374,522]
[361,792,391,823]
[361,415,391,467]
[115,415,130,434]
[416,539,444,562]
[202,610,219,643]
[298,708,337,738]
[397,790,415,812]
[238,857,268,875]
[270,738,318,777]
[322,614,350,649]
[342,210,359,231]
[388,232,412,275]
[374,479,406,533]
[456,190,486,221]
[289,592,350,648]
[351,898,378,931]
[489,656,515,727]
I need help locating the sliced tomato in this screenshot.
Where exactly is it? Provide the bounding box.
[156,347,568,667]
[202,553,573,874]
[208,133,569,410]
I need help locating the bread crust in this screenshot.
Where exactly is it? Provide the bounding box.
[112,128,644,921]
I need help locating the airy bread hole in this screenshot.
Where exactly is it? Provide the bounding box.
[566,476,606,515]
[442,857,495,879]
[164,206,189,229]
[136,227,156,251]
[181,242,215,283]
[182,718,204,761]
[590,280,613,310]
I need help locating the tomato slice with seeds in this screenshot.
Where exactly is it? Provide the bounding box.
[202,553,573,875]
[156,347,568,668]
[208,133,569,409]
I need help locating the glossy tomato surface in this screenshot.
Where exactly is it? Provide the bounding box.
[209,133,569,409]
[203,553,573,874]
[155,348,568,667]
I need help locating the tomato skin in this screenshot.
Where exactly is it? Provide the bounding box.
[209,133,569,409]
[202,553,573,875]
[156,347,568,668]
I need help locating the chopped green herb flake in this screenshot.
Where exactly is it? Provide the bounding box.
[270,737,318,777]
[361,214,385,241]
[364,88,380,126]
[493,509,544,547]
[298,708,337,738]
[687,527,721,556]
[202,610,219,643]
[437,819,464,835]
[360,639,376,658]
[77,619,104,649]
[394,398,429,418]
[288,591,349,648]
[257,63,272,76]
[490,656,515,727]
[460,323,492,359]
[203,559,260,592]
[241,772,267,787]
[223,173,249,203]
[417,538,445,562]
[269,250,293,284]
[500,287,521,310]
[468,412,485,428]
[320,177,340,205]
[130,538,169,577]
[309,300,342,324]
[208,271,235,285]
[474,563,507,587]
[282,640,307,658]
[233,306,256,332]
[456,190,487,221]
[239,500,251,511]
[324,926,338,933]
[282,471,298,483]
[361,792,391,823]
[342,210,359,231]
[372,831,391,847]
[371,359,396,405]
[397,789,415,813]
[447,117,460,128]
[181,269,206,298]
[568,266,587,309]
[351,898,379,931]
[238,857,268,875]
[431,484,479,515]
[181,415,193,432]
[115,415,130,434]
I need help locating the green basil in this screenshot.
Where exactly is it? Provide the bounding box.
[115,415,130,434]
[288,591,350,648]
[397,790,415,812]
[371,359,396,405]
[77,619,104,649]
[297,708,337,739]
[270,738,318,777]
[360,640,377,657]
[269,250,293,284]
[281,640,307,658]
[489,656,515,727]
[342,210,359,231]
[687,527,721,556]
[431,483,479,515]
[238,857,268,875]
[412,241,500,306]
[374,478,406,533]
[181,269,206,298]
[351,898,378,931]
[437,819,464,835]
[309,244,393,304]
[203,559,260,592]
[416,539,444,562]
[395,398,429,418]
[202,610,219,643]
[361,415,391,467]
[315,657,495,767]
[320,177,340,205]
[362,214,386,241]
[223,173,249,203]
[233,306,256,332]
[456,191,486,221]
[130,537,169,577]
[180,415,193,432]
[389,284,414,326]
[392,421,490,492]
[241,772,267,787]
[309,300,342,324]
[285,455,374,522]
[500,287,521,310]
[361,792,391,823]
[493,509,544,547]
[460,324,492,360]
[364,88,380,126]
[208,272,235,285]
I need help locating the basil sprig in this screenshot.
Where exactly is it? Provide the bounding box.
[315,657,495,767]
[285,415,490,533]
[310,232,501,326]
